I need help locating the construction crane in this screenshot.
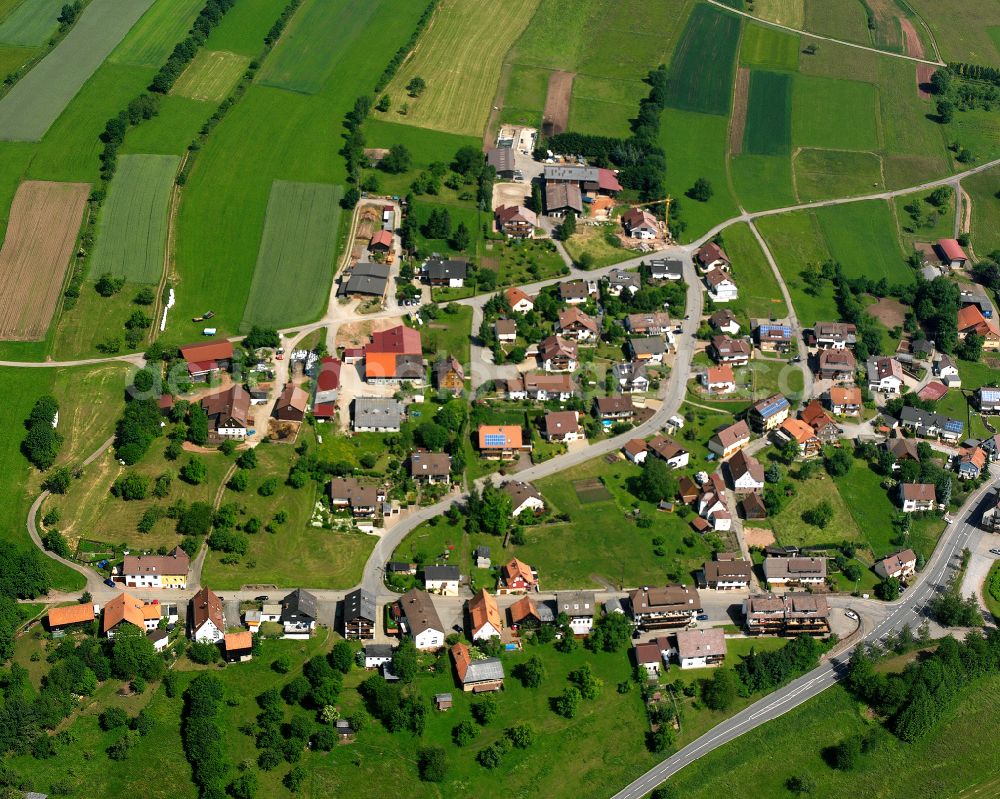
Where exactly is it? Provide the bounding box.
[626,195,674,241]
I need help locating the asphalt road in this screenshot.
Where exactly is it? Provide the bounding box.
[610,469,999,799]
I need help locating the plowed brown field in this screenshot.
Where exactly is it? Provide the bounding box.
[0,180,89,340]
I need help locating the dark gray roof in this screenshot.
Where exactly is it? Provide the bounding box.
[544,164,599,183]
[344,262,390,296]
[365,643,394,658]
[424,565,460,581]
[486,147,514,172]
[283,589,319,621]
[344,588,376,624]
[557,591,596,618]
[353,397,403,429]
[474,545,491,559]
[426,258,467,281]
[536,599,556,623]
[461,657,506,683]
[649,258,683,278]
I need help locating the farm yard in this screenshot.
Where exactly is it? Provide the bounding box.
[90,154,178,284]
[0,180,88,340]
[0,0,154,141]
[171,49,249,102]
[240,180,343,331]
[377,0,539,136]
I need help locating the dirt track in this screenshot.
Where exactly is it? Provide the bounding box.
[0,180,89,341]
[729,67,750,156]
[542,70,574,136]
[899,16,924,58]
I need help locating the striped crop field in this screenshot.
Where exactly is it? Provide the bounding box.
[90,154,179,284]
[0,0,154,141]
[240,180,343,330]
[171,50,249,102]
[665,3,742,115]
[743,69,792,155]
[109,0,205,67]
[0,0,62,47]
[377,0,540,136]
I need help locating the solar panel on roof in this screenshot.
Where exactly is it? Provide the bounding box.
[943,419,963,432]
[484,434,507,447]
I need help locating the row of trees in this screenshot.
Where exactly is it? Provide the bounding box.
[22,394,62,470]
[149,0,237,93]
[182,674,229,797]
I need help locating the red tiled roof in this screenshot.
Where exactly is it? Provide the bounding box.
[938,238,967,261]
[917,381,948,401]
[181,340,233,362]
[598,168,622,192]
[316,357,342,391]
[368,325,421,355]
[370,230,393,248]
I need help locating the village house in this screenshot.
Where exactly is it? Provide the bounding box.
[224,631,253,663]
[621,207,659,239]
[524,373,575,401]
[899,406,964,442]
[634,640,667,678]
[710,335,751,366]
[486,146,515,178]
[424,565,460,597]
[726,449,764,493]
[498,557,538,594]
[342,262,390,298]
[980,432,1000,462]
[745,594,830,636]
[47,603,97,632]
[702,553,752,590]
[740,492,767,520]
[628,336,668,364]
[311,356,341,420]
[123,547,189,589]
[477,424,525,460]
[505,286,534,313]
[629,585,701,629]
[543,410,583,442]
[539,335,578,372]
[933,354,961,386]
[181,340,234,382]
[545,181,584,216]
[495,205,538,238]
[704,268,738,302]
[557,306,599,341]
[900,483,937,512]
[543,163,621,195]
[201,384,251,440]
[675,628,726,669]
[709,308,740,335]
[648,258,683,281]
[763,557,827,589]
[957,304,1000,350]
[429,356,464,395]
[623,438,648,464]
[812,322,856,350]
[594,395,635,421]
[410,450,451,484]
[647,435,689,469]
[625,312,673,336]
[613,361,650,393]
[451,642,505,693]
[749,393,790,432]
[775,418,822,458]
[494,318,517,344]
[281,589,319,636]
[708,419,752,458]
[369,229,393,254]
[873,549,917,581]
[468,589,502,640]
[342,588,376,640]
[801,401,840,443]
[867,356,904,394]
[274,383,308,422]
[961,290,995,319]
[702,364,736,394]
[102,593,162,638]
[352,397,403,432]
[826,386,862,415]
[365,325,424,385]
[755,322,793,353]
[696,241,730,271]
[396,589,445,650]
[559,279,595,305]
[957,446,987,480]
[190,587,225,643]
[677,476,700,504]
[475,546,492,568]
[424,256,467,288]
[937,237,968,268]
[557,591,596,635]
[981,493,1000,532]
[817,349,857,382]
[605,269,641,296]
[364,643,395,670]
[329,477,383,518]
[502,480,545,516]
[977,386,1000,413]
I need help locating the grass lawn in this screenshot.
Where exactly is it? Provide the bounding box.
[500,62,548,128]
[965,165,1000,255]
[985,560,1000,620]
[792,74,879,152]
[892,186,955,249]
[721,222,788,319]
[664,671,1000,799]
[814,200,909,283]
[51,281,153,359]
[309,422,393,472]
[420,304,472,365]
[568,73,647,138]
[563,224,635,269]
[906,0,1000,62]
[494,238,566,285]
[756,211,838,323]
[527,455,724,589]
[171,49,249,102]
[794,148,883,202]
[751,0,804,28]
[803,0,871,45]
[660,108,741,242]
[362,119,481,196]
[730,153,797,212]
[410,197,486,261]
[766,468,864,549]
[120,95,215,156]
[740,23,799,70]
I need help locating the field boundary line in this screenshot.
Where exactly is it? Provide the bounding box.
[150,155,185,345]
[705,0,944,66]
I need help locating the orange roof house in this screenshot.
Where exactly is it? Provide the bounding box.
[101,593,156,636]
[48,603,95,629]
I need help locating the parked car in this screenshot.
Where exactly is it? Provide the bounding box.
[255,595,269,601]
[844,610,858,620]
[696,614,709,621]
[104,578,116,589]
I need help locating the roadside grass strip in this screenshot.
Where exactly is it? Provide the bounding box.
[171,50,249,102]
[743,69,792,155]
[90,154,179,284]
[240,180,343,331]
[665,3,741,115]
[0,0,154,141]
[0,0,61,46]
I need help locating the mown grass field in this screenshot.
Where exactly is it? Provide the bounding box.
[744,70,792,155]
[892,186,954,249]
[966,166,1000,255]
[500,62,548,127]
[740,23,799,70]
[665,3,741,115]
[120,95,214,156]
[51,280,148,359]
[730,153,797,211]
[752,0,804,27]
[0,43,34,78]
[170,0,424,342]
[568,73,647,138]
[756,210,838,322]
[171,49,249,102]
[803,0,871,45]
[660,108,740,241]
[794,148,883,201]
[90,153,178,283]
[0,0,154,141]
[907,0,1000,62]
[723,222,788,319]
[0,0,61,46]
[792,74,879,152]
[767,469,864,548]
[377,0,538,136]
[814,200,908,282]
[241,180,343,331]
[108,0,205,67]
